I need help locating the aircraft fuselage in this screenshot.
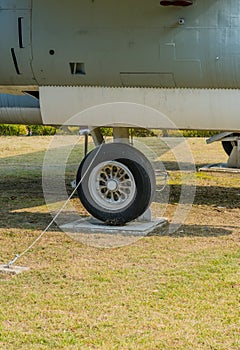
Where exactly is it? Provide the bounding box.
[0,0,240,90]
[0,0,240,130]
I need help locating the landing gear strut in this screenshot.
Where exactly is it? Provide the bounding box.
[207,132,240,168]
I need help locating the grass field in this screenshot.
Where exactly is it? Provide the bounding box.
[0,136,239,349]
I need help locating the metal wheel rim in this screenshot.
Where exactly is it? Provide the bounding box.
[88,161,136,211]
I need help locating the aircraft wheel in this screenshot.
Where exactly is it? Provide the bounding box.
[221,141,236,156]
[76,143,156,225]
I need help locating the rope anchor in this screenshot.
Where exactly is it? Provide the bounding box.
[5,254,20,269]
[2,140,105,269]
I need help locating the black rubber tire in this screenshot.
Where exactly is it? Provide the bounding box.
[76,143,156,225]
[222,141,236,156]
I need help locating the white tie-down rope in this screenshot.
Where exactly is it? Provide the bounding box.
[5,141,105,268]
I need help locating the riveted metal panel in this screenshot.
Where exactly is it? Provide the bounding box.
[31,0,194,87]
[120,73,176,88]
[31,0,240,89]
[0,7,35,85]
[0,0,31,9]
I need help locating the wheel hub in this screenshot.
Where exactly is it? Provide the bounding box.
[88,161,136,211]
[107,179,118,191]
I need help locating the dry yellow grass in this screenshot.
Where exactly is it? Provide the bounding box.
[0,136,239,349]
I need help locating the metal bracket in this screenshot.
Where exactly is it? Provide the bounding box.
[228,140,240,168]
[206,132,234,144]
[207,132,240,168]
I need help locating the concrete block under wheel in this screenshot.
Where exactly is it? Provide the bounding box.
[60,217,168,236]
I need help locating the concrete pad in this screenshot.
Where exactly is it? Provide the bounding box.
[60,217,168,247]
[199,163,240,174]
[0,265,30,275]
[61,217,168,236]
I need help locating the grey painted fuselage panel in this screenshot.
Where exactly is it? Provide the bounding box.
[0,0,239,89]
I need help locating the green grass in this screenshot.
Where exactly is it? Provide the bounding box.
[0,241,239,349]
[0,136,239,349]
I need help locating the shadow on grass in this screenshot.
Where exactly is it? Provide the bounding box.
[0,174,239,226]
[149,223,233,238]
[0,211,233,238]
[155,183,239,208]
[0,148,238,236]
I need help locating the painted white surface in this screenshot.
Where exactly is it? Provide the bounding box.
[40,86,240,130]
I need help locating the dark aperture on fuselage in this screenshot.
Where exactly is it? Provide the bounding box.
[69,62,86,75]
[18,17,24,48]
[11,48,21,75]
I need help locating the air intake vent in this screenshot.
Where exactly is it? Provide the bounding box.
[69,62,86,75]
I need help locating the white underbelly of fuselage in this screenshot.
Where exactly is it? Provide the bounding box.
[40,86,240,131]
